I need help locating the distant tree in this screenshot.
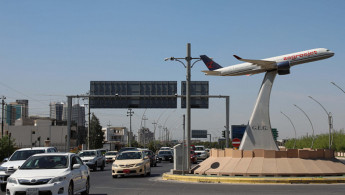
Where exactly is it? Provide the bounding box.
[130,140,140,148]
[147,140,160,152]
[0,135,16,160]
[89,113,104,149]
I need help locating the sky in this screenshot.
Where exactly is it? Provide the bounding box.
[1,0,345,142]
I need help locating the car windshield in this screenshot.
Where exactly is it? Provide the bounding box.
[195,147,204,150]
[78,151,96,157]
[117,152,142,160]
[9,150,45,161]
[20,155,68,169]
[159,151,172,155]
[119,147,137,153]
[144,151,152,155]
[105,152,117,155]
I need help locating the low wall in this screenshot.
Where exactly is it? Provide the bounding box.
[210,148,334,159]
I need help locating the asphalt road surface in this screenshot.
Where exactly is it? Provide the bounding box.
[90,161,345,195]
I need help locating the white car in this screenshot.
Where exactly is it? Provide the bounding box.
[104,151,118,164]
[0,147,58,192]
[112,150,151,178]
[78,150,105,171]
[194,145,209,160]
[6,153,90,195]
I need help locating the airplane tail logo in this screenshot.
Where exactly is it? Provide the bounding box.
[200,55,223,71]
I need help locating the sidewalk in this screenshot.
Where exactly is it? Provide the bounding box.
[162,173,345,184]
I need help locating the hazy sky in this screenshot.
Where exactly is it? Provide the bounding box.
[1,0,345,141]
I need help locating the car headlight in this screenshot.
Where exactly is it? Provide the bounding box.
[0,166,7,172]
[50,176,67,183]
[136,162,144,167]
[7,177,17,184]
[112,164,118,168]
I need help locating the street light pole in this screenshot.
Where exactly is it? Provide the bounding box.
[281,111,297,149]
[308,96,333,149]
[1,96,6,138]
[294,104,315,149]
[186,43,192,172]
[164,43,201,173]
[331,82,345,94]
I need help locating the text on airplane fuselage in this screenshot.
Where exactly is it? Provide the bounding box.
[283,50,317,61]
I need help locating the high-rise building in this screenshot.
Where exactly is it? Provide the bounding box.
[51,102,85,127]
[72,104,85,127]
[16,100,28,118]
[50,102,64,121]
[6,100,28,125]
[138,127,154,146]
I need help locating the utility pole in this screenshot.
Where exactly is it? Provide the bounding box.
[82,92,91,150]
[142,115,148,147]
[1,96,6,138]
[152,121,157,140]
[127,108,134,147]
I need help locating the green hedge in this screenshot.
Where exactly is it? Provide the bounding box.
[285,129,345,151]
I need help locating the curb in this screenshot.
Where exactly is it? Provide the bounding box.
[162,173,345,184]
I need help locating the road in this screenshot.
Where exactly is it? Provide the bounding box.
[90,161,345,195]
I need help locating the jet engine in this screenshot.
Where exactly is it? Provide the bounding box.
[276,61,290,75]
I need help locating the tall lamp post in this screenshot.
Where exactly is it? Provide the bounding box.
[308,96,333,149]
[127,108,134,147]
[164,43,201,172]
[331,82,345,94]
[294,104,315,149]
[280,111,297,149]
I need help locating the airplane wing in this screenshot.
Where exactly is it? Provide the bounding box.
[233,55,276,69]
[202,70,221,75]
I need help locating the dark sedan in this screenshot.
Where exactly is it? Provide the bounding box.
[142,150,157,167]
[157,150,173,163]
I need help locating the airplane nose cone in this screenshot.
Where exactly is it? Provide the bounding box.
[327,50,335,57]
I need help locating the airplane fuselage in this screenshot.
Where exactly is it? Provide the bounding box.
[209,48,334,76]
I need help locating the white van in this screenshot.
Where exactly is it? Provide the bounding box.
[0,147,58,191]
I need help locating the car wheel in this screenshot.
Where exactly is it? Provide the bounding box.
[154,162,157,167]
[81,178,90,195]
[112,175,118,178]
[68,182,74,195]
[141,167,146,177]
[147,167,151,177]
[93,163,97,171]
[101,161,105,171]
[0,184,6,192]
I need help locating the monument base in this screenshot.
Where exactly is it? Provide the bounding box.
[193,148,345,177]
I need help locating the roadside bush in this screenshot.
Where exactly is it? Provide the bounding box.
[0,135,16,160]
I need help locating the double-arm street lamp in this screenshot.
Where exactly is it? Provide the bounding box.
[308,96,333,149]
[164,43,201,173]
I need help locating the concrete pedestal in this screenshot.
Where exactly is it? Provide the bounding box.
[194,148,345,177]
